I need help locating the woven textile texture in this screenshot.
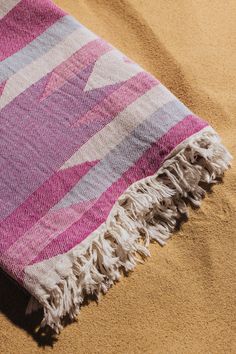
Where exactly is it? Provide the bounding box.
[0,0,232,332]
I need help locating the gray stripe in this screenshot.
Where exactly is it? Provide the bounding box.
[0,16,80,82]
[54,99,191,209]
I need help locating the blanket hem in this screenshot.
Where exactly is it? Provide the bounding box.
[25,126,232,332]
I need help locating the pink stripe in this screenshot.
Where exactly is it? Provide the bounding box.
[0,0,65,61]
[41,39,111,100]
[72,72,158,126]
[30,115,208,265]
[0,161,98,253]
[4,200,96,278]
[0,80,6,96]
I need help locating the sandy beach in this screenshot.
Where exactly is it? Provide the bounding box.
[0,1,235,353]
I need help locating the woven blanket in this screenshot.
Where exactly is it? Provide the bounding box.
[0,0,232,332]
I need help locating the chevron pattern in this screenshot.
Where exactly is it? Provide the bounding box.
[0,0,208,287]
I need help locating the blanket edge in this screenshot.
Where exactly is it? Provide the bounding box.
[25,126,232,332]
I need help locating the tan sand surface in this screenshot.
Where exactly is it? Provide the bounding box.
[0,1,235,353]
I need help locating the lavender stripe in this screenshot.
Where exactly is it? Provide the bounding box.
[0,70,146,220]
[0,16,80,83]
[54,99,191,209]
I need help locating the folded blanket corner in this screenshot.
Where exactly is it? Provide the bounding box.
[24,127,232,333]
[0,0,232,333]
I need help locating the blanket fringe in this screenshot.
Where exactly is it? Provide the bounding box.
[25,128,232,332]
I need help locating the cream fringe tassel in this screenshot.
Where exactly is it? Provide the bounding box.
[25,127,232,332]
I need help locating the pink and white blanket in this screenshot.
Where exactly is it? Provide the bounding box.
[0,0,231,332]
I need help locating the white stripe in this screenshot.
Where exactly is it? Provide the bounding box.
[0,0,21,18]
[0,27,97,109]
[4,201,96,269]
[60,84,175,169]
[84,50,142,92]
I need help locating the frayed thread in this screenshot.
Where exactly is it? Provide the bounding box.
[25,128,232,332]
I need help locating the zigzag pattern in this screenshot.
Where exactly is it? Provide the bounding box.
[0,0,209,285]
